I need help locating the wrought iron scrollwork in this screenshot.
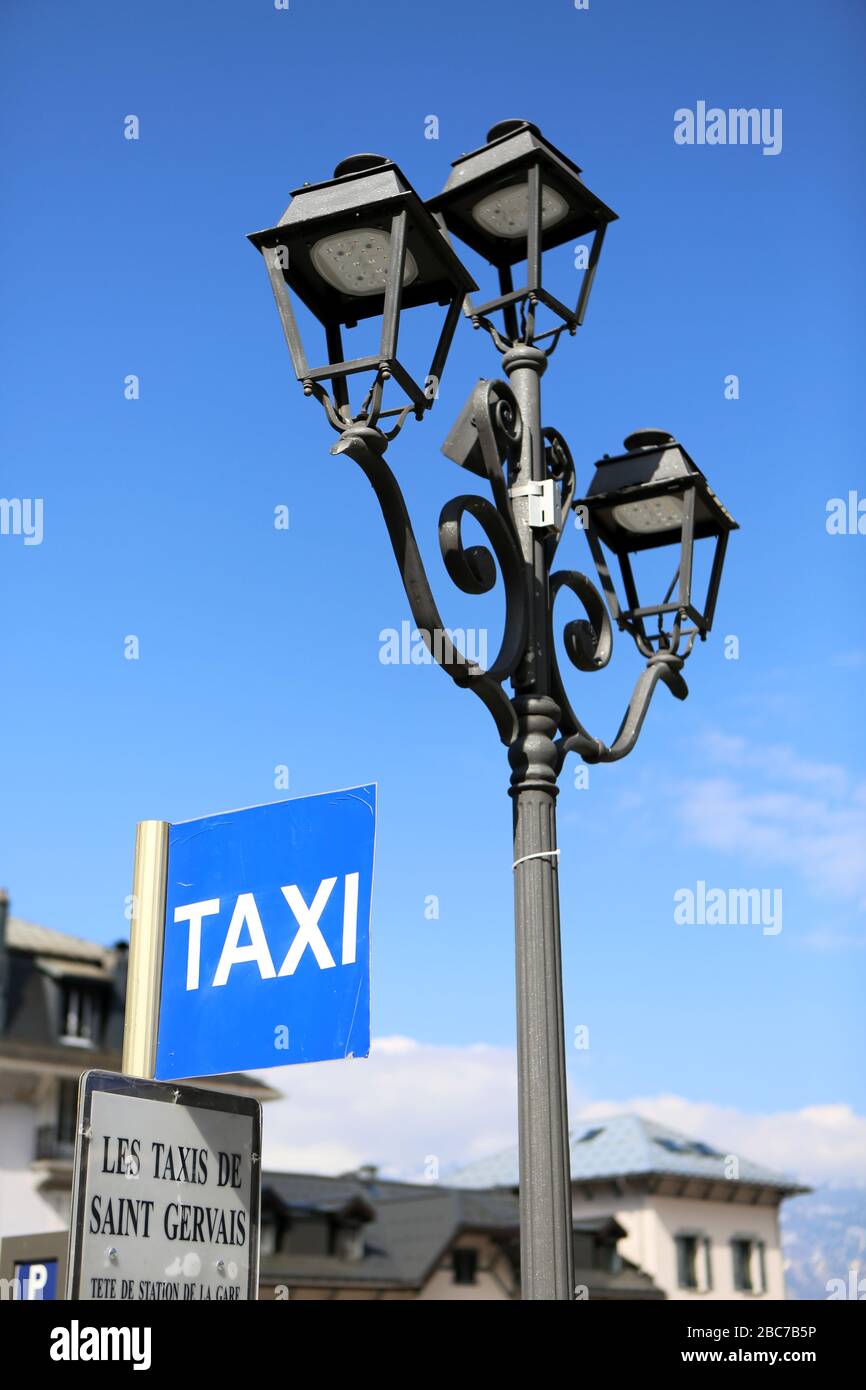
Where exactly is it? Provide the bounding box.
[543,426,576,559]
[331,380,527,745]
[331,375,696,767]
[549,568,690,769]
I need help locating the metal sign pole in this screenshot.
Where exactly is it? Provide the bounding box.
[122,820,169,1078]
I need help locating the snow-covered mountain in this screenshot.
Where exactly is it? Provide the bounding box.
[782,1188,866,1300]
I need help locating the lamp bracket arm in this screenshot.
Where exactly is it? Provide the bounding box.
[549,570,690,771]
[470,311,513,356]
[331,424,527,747]
[303,378,353,435]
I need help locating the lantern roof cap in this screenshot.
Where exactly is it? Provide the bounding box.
[332,153,390,178]
[574,432,739,555]
[247,154,476,328]
[486,118,542,143]
[429,120,616,217]
[432,120,587,192]
[623,428,676,451]
[427,120,617,268]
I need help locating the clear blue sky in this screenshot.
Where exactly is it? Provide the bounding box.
[2,0,864,1118]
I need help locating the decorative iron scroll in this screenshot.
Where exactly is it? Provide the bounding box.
[331,380,527,746]
[331,378,694,763]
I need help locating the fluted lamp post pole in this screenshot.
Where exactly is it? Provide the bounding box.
[249,120,737,1300]
[504,342,574,1299]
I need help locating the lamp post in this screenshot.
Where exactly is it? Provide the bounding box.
[249,121,737,1301]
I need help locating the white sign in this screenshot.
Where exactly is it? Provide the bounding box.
[67,1071,261,1301]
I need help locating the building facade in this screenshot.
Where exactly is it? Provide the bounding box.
[0,892,276,1241]
[452,1114,810,1300]
[0,892,809,1300]
[258,1169,663,1300]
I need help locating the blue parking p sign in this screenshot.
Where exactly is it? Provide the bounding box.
[153,786,375,1080]
[14,1259,58,1300]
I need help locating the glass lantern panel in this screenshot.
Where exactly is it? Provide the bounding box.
[471,181,569,239]
[311,227,419,297]
[613,494,685,535]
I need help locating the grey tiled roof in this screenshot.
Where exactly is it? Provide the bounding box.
[448,1113,806,1193]
[262,1171,374,1215]
[35,956,112,981]
[1,915,279,1099]
[7,917,114,964]
[262,1172,521,1287]
[259,1170,666,1296]
[260,1248,406,1286]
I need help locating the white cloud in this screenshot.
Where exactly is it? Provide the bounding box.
[674,734,866,917]
[257,1036,866,1189]
[579,1095,866,1189]
[256,1036,529,1181]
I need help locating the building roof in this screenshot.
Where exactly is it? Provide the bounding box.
[259,1169,664,1297]
[0,907,279,1101]
[6,916,116,965]
[448,1113,808,1195]
[261,1171,520,1288]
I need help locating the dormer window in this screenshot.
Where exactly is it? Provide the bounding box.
[61,983,102,1045]
[335,1224,365,1262]
[260,1215,279,1256]
[452,1248,479,1285]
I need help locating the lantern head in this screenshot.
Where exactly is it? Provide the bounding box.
[575,429,738,652]
[248,154,477,429]
[428,120,617,341]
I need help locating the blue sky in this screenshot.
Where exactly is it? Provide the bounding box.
[2,0,864,1156]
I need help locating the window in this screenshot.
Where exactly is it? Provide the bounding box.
[335,1224,365,1262]
[35,1078,79,1161]
[595,1238,622,1275]
[732,1238,751,1291]
[452,1248,478,1285]
[657,1137,688,1154]
[655,1136,722,1158]
[732,1237,766,1294]
[61,984,102,1044]
[260,1217,278,1256]
[676,1234,699,1290]
[676,1234,712,1292]
[57,1079,78,1145]
[691,1141,722,1158]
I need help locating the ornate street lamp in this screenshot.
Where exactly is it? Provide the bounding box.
[557,428,739,763]
[576,428,738,661]
[248,125,736,1301]
[247,153,476,436]
[428,118,618,348]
